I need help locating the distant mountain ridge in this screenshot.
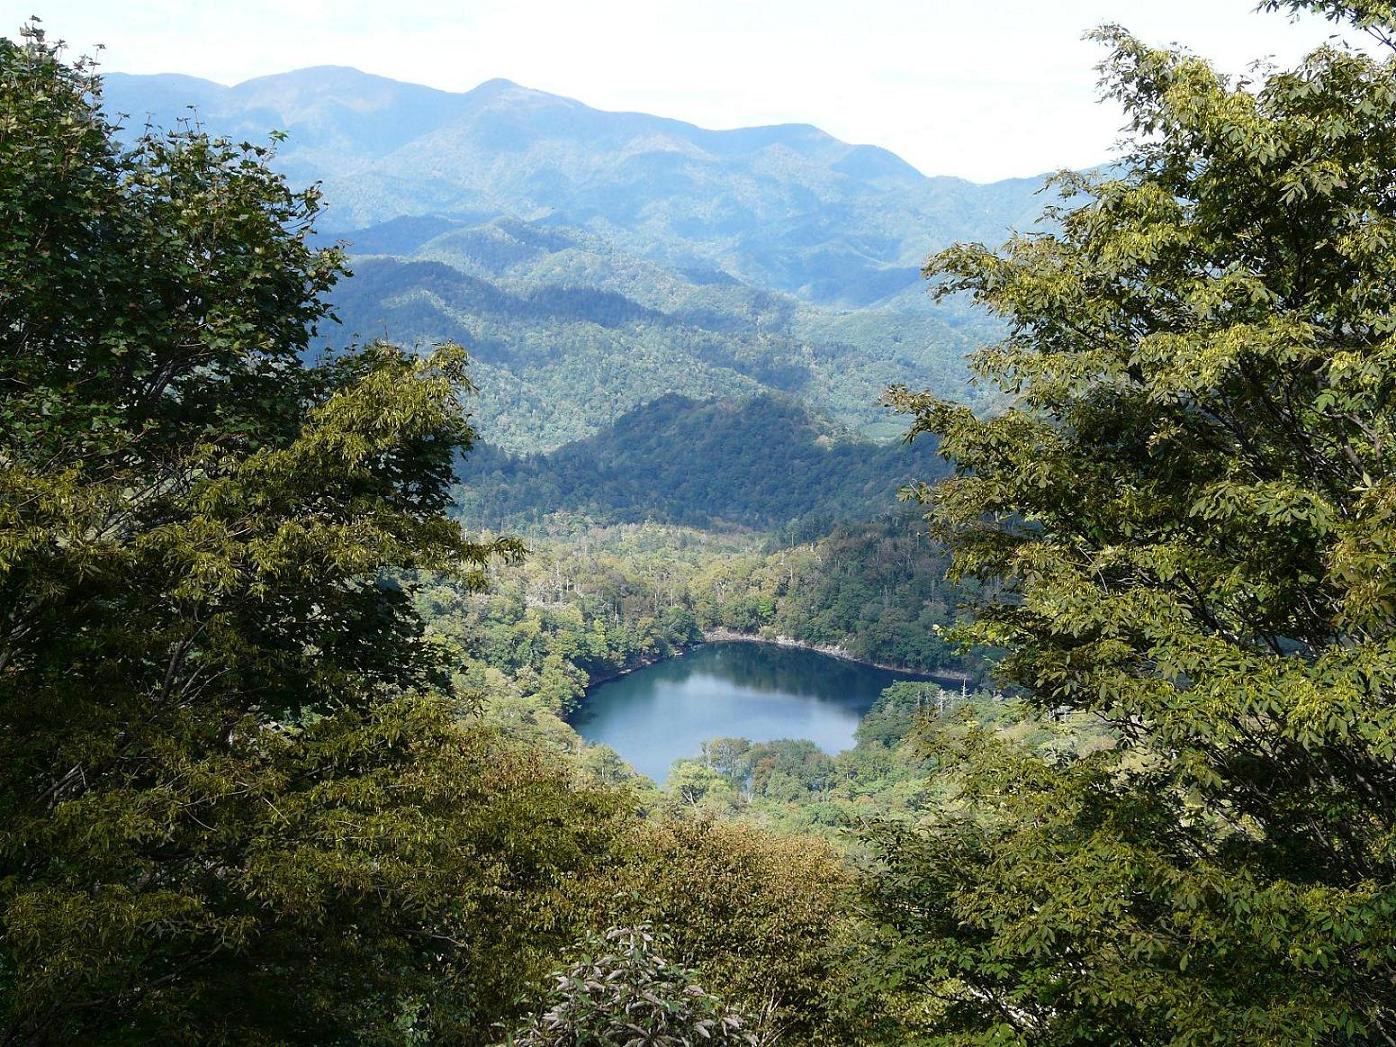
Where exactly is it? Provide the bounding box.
[323,212,985,451]
[102,66,1054,308]
[100,65,1046,454]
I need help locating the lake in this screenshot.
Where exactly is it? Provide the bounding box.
[569,641,925,782]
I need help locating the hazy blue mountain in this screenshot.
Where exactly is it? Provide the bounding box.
[101,65,1035,453]
[103,66,1055,308]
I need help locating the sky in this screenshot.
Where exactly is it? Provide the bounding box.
[5,1,1362,182]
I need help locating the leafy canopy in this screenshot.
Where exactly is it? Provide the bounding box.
[0,24,592,1044]
[879,4,1396,1042]
[500,926,760,1047]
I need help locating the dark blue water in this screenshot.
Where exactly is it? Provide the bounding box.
[570,642,921,782]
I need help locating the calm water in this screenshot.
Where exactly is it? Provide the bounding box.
[570,642,922,782]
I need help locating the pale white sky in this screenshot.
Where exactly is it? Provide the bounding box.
[7,1,1359,181]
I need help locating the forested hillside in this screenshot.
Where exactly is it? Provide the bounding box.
[458,393,949,532]
[326,215,986,448]
[101,66,1038,447]
[415,516,982,727]
[0,39,876,1041]
[10,2,1396,1043]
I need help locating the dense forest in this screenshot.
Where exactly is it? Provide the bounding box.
[458,394,950,535]
[6,2,1396,1043]
[324,219,989,450]
[412,515,983,762]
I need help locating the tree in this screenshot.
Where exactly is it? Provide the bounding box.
[605,820,865,1046]
[499,926,760,1047]
[667,760,736,807]
[0,27,663,1044]
[878,6,1396,1042]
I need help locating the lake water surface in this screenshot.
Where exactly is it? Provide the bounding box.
[570,641,922,782]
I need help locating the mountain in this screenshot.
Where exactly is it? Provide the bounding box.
[102,67,1054,308]
[457,392,950,534]
[100,66,1045,453]
[324,213,986,451]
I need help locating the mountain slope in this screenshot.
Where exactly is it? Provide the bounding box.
[458,392,949,533]
[325,214,984,450]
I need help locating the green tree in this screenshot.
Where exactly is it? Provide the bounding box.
[606,820,865,1046]
[0,27,656,1044]
[667,760,737,807]
[878,6,1396,1042]
[499,926,760,1047]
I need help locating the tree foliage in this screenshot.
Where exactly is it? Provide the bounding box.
[0,31,883,1045]
[0,27,598,1043]
[879,7,1396,1042]
[689,516,981,675]
[461,393,949,537]
[500,926,760,1047]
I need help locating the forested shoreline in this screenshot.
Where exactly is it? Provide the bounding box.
[696,629,973,682]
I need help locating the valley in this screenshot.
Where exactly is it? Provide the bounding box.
[12,6,1386,1038]
[55,54,1020,1033]
[83,67,1028,876]
[96,65,1017,795]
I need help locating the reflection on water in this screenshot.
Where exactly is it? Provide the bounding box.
[569,642,921,782]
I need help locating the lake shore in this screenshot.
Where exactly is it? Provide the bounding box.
[571,637,939,780]
[583,632,972,691]
[582,651,671,688]
[699,629,973,686]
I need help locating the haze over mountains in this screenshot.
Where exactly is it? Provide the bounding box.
[102,65,1051,470]
[104,66,1050,305]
